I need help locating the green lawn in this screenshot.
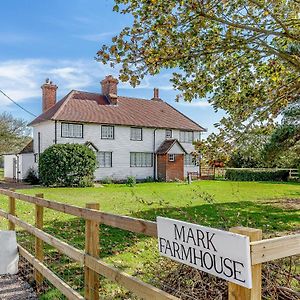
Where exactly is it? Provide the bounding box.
[0,180,299,299]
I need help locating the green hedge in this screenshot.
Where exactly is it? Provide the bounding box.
[225,169,289,182]
[39,144,97,187]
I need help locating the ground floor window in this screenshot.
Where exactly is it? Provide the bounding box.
[97,152,112,168]
[184,154,197,166]
[130,152,153,167]
[168,154,175,162]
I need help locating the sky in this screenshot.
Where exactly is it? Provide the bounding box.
[0,0,224,135]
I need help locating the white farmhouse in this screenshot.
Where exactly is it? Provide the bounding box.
[4,75,206,182]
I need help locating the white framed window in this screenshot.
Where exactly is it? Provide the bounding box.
[130,127,143,141]
[184,154,197,166]
[61,123,83,138]
[130,152,153,167]
[179,131,193,143]
[194,132,201,141]
[101,125,114,139]
[97,152,112,168]
[166,129,172,139]
[168,154,175,162]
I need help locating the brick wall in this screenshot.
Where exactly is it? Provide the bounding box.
[157,154,184,181]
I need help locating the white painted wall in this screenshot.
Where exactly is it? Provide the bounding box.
[32,121,201,180]
[20,153,35,180]
[4,155,16,179]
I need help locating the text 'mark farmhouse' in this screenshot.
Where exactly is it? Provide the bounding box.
[4,75,206,182]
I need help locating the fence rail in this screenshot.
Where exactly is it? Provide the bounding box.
[0,188,299,300]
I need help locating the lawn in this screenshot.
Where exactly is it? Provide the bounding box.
[0,180,299,299]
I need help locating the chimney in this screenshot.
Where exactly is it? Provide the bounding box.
[151,88,163,101]
[101,75,119,105]
[41,79,58,112]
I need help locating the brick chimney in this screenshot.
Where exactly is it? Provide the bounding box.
[151,88,163,101]
[41,79,58,112]
[101,75,119,105]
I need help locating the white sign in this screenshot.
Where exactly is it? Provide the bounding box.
[157,217,252,288]
[0,231,19,275]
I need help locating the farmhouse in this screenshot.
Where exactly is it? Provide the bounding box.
[4,75,205,182]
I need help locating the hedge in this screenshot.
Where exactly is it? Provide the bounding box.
[39,143,97,187]
[225,169,290,182]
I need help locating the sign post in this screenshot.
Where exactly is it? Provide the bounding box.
[157,217,253,288]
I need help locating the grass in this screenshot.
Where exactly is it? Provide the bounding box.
[0,180,299,299]
[0,168,3,180]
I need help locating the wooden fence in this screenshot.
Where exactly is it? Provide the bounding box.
[0,188,299,300]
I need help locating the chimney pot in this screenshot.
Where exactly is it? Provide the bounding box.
[41,80,57,112]
[101,75,119,105]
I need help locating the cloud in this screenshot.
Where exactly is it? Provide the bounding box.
[75,32,116,42]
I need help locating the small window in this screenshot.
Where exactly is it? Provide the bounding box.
[184,154,197,166]
[34,154,39,163]
[97,152,112,168]
[61,123,83,138]
[166,129,172,139]
[130,152,153,167]
[101,125,114,139]
[130,127,143,141]
[179,131,193,143]
[168,154,175,162]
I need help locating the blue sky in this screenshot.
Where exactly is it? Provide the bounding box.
[0,0,224,135]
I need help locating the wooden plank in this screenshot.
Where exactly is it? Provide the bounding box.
[35,193,44,285]
[85,203,100,300]
[228,227,262,300]
[0,208,84,264]
[0,189,157,237]
[85,255,179,300]
[8,189,16,230]
[19,245,84,300]
[251,234,300,264]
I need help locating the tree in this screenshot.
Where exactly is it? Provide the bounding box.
[97,0,299,135]
[0,112,31,156]
[39,144,97,187]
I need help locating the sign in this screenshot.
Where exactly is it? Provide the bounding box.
[157,217,252,288]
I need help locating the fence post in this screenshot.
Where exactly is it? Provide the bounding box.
[228,227,262,300]
[35,193,44,285]
[85,203,100,300]
[8,189,16,230]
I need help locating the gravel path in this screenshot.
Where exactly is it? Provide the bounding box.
[0,274,37,300]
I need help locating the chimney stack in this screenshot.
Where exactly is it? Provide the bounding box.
[151,88,163,101]
[41,79,57,112]
[101,75,119,105]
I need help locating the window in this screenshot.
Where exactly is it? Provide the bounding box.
[185,154,197,166]
[130,152,153,167]
[130,127,143,141]
[194,132,201,141]
[101,125,114,139]
[168,154,175,162]
[179,131,193,143]
[61,123,83,138]
[34,154,39,163]
[166,129,172,139]
[97,152,112,168]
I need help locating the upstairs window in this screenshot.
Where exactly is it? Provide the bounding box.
[101,125,114,139]
[166,129,172,139]
[130,152,153,167]
[168,154,175,162]
[130,127,143,141]
[179,131,193,143]
[97,152,112,168]
[184,154,197,166]
[61,123,83,138]
[194,132,201,141]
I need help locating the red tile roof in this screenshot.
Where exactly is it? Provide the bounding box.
[29,90,205,131]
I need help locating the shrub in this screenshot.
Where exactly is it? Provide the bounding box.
[39,144,97,187]
[225,169,289,182]
[24,167,39,185]
[126,176,136,187]
[101,176,113,184]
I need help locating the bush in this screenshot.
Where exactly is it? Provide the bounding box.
[225,169,289,182]
[126,176,136,187]
[24,167,39,184]
[39,144,97,187]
